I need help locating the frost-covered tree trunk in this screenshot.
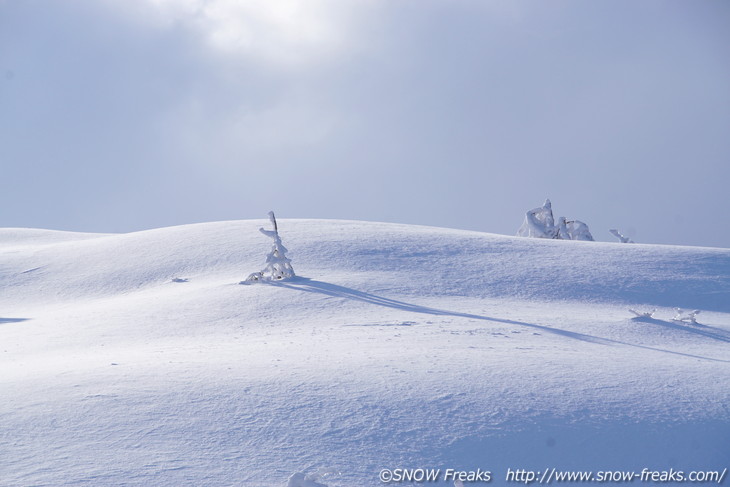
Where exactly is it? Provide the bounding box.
[243,211,295,283]
[556,216,571,240]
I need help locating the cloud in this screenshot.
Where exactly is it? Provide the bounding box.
[2,0,729,246]
[119,0,370,69]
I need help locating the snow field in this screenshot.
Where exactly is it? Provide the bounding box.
[1,220,728,485]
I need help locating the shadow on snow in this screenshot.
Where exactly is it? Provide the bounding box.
[630,316,730,343]
[267,277,729,364]
[0,318,30,324]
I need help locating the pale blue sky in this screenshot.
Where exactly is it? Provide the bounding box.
[2,0,729,247]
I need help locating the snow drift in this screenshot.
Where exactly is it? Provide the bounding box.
[1,219,728,486]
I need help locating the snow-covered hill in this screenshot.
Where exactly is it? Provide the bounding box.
[1,220,728,486]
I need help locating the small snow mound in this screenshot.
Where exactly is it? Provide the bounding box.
[286,472,328,487]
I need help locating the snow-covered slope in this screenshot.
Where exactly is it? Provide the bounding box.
[1,220,728,486]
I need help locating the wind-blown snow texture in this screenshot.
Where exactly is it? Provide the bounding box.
[1,220,728,486]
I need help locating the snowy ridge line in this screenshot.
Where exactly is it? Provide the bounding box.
[1,219,729,312]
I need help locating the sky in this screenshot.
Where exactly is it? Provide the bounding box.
[1,0,729,248]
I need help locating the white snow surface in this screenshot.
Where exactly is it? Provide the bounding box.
[1,219,729,486]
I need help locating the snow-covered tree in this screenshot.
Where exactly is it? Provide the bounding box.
[517,199,557,239]
[243,211,295,283]
[557,217,594,241]
[610,229,634,243]
[517,199,594,241]
[673,308,700,324]
[567,219,593,241]
[629,308,656,318]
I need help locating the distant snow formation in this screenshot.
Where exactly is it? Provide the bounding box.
[517,199,594,241]
[610,229,634,243]
[243,211,296,282]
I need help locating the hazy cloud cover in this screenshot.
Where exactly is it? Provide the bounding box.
[2,0,729,247]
